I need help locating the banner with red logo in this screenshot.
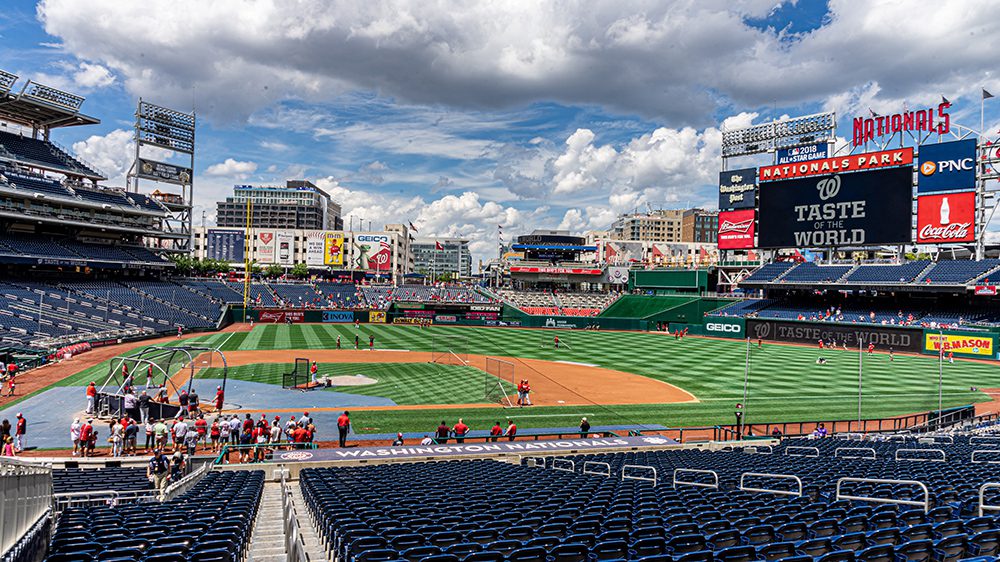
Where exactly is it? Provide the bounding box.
[717,209,755,249]
[916,192,975,244]
[258,310,305,323]
[759,148,913,182]
[975,285,998,296]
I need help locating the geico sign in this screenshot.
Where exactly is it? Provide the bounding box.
[706,322,742,333]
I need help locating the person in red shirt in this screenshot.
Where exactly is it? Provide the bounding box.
[504,419,517,442]
[489,421,502,442]
[337,411,351,448]
[6,362,16,378]
[78,419,93,458]
[948,352,954,364]
[292,425,308,447]
[310,361,318,384]
[867,343,875,355]
[453,418,469,443]
[818,339,824,349]
[214,387,225,413]
[210,419,221,453]
[553,335,560,349]
[194,415,208,450]
[6,376,14,397]
[14,413,26,451]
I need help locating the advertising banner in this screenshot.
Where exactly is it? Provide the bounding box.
[975,285,998,296]
[305,231,326,266]
[917,139,977,193]
[137,158,192,185]
[703,316,745,339]
[747,319,922,352]
[759,147,913,182]
[206,229,245,262]
[916,192,975,244]
[604,240,644,264]
[718,167,757,210]
[355,234,391,271]
[435,315,458,323]
[776,143,828,165]
[510,266,603,275]
[924,331,996,357]
[258,311,305,323]
[256,230,276,264]
[368,310,387,323]
[322,310,354,323]
[276,231,294,266]
[718,209,756,250]
[757,167,913,248]
[324,232,344,266]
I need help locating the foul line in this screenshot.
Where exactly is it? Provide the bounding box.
[700,391,981,402]
[556,360,598,367]
[514,412,597,418]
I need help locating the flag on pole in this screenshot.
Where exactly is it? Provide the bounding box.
[435,241,444,251]
[868,108,878,118]
[408,221,418,232]
[985,88,995,100]
[941,95,951,105]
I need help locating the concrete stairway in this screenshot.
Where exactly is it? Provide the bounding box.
[249,482,287,562]
[287,484,327,561]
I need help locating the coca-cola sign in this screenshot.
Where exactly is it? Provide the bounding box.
[916,192,975,244]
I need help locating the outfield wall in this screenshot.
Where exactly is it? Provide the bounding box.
[746,318,923,352]
[921,329,999,359]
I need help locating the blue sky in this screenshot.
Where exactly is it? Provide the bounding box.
[2,0,1000,264]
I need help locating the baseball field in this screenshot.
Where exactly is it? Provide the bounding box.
[17,322,999,439]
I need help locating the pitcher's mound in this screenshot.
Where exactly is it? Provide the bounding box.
[324,374,378,386]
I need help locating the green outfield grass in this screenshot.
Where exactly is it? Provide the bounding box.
[24,323,1000,434]
[196,362,515,405]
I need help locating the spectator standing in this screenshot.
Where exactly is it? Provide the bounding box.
[170,451,185,480]
[123,391,138,420]
[109,419,122,457]
[300,411,312,426]
[178,390,189,411]
[124,417,139,456]
[138,391,151,424]
[194,415,208,450]
[172,417,188,453]
[218,417,230,451]
[6,376,14,396]
[1,436,14,457]
[70,418,82,456]
[337,411,351,448]
[144,419,155,452]
[78,419,93,458]
[183,427,199,456]
[153,419,168,450]
[147,449,170,500]
[392,432,404,446]
[504,419,517,441]
[453,419,469,444]
[14,413,26,452]
[85,382,97,415]
[420,434,434,445]
[579,417,591,438]
[188,388,200,414]
[214,386,225,412]
[489,421,502,442]
[210,418,221,453]
[269,420,281,446]
[436,420,450,444]
[228,415,241,446]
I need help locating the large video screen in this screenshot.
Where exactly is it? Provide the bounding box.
[757,167,913,248]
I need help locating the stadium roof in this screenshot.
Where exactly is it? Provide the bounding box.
[0,77,100,130]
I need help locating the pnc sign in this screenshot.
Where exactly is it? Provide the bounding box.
[917,139,977,193]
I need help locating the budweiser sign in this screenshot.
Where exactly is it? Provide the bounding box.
[759,148,913,181]
[916,192,975,244]
[717,209,755,250]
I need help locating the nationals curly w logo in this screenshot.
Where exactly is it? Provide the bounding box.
[816,175,841,200]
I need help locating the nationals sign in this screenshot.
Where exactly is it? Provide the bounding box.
[757,167,912,248]
[852,102,951,147]
[717,209,756,250]
[759,148,913,182]
[916,192,975,244]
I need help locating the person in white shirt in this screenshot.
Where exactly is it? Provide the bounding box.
[420,435,434,445]
[70,418,81,456]
[172,418,188,454]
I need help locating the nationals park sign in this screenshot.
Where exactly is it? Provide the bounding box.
[759,148,913,182]
[270,435,679,463]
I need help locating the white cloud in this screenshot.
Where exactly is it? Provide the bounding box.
[70,129,170,185]
[72,62,115,89]
[205,158,258,179]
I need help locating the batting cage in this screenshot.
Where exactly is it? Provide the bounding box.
[431,334,469,366]
[282,357,312,390]
[484,356,515,407]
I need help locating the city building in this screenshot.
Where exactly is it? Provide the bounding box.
[609,209,684,242]
[412,238,473,278]
[215,180,342,230]
[681,209,719,243]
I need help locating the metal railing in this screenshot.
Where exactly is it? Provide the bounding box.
[282,473,308,562]
[739,472,803,497]
[622,465,657,487]
[673,469,719,489]
[162,460,211,501]
[214,442,319,465]
[1,459,52,557]
[971,450,1000,464]
[784,446,820,457]
[835,447,876,460]
[582,461,611,477]
[744,445,773,454]
[895,448,946,462]
[971,436,1000,447]
[551,459,575,473]
[52,489,157,514]
[979,483,1000,516]
[836,477,929,513]
[524,457,545,468]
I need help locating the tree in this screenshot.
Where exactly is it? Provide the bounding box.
[264,264,285,278]
[168,253,194,275]
[291,262,309,278]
